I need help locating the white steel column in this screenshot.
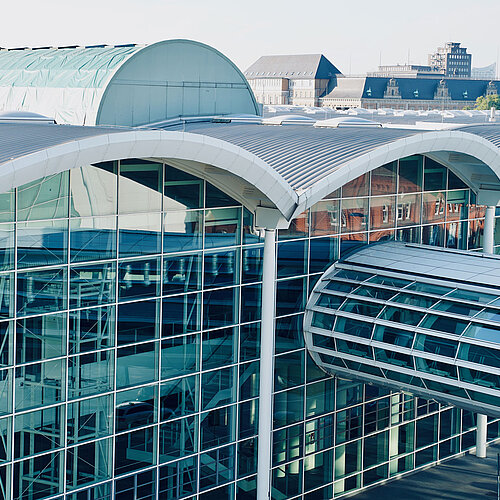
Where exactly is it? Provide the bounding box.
[257,228,277,499]
[477,414,488,458]
[483,206,496,255]
[477,206,495,458]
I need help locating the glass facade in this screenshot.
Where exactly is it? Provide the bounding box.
[0,155,497,500]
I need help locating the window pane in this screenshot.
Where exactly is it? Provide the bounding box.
[204,250,240,288]
[70,163,117,217]
[422,192,446,224]
[116,385,157,432]
[17,267,67,317]
[204,207,241,248]
[118,258,160,301]
[67,395,113,445]
[343,173,368,197]
[116,342,158,389]
[70,216,116,263]
[160,375,198,421]
[370,196,396,231]
[68,350,114,399]
[70,161,118,217]
[371,162,397,195]
[119,160,162,214]
[202,327,236,371]
[203,287,239,330]
[161,334,199,380]
[162,293,200,337]
[17,172,69,221]
[119,213,161,257]
[164,210,203,253]
[396,193,421,227]
[398,156,423,193]
[201,367,236,410]
[69,305,115,354]
[117,299,159,346]
[16,313,66,364]
[423,157,447,191]
[159,416,198,463]
[341,198,368,234]
[15,359,65,411]
[114,426,156,476]
[70,262,116,308]
[164,164,203,210]
[17,219,68,269]
[163,253,201,295]
[0,224,14,272]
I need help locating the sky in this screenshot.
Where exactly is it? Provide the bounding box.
[2,0,499,75]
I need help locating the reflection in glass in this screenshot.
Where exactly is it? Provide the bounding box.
[119,213,162,257]
[69,305,115,354]
[370,196,395,230]
[114,426,156,476]
[0,322,12,367]
[68,350,114,399]
[310,237,338,274]
[0,190,14,223]
[70,262,116,308]
[201,367,236,410]
[15,359,65,411]
[16,313,66,363]
[70,216,116,263]
[202,328,236,371]
[200,405,235,450]
[164,164,203,210]
[422,224,445,247]
[164,210,203,253]
[159,456,197,498]
[17,267,67,317]
[423,157,447,191]
[117,299,159,346]
[67,395,113,444]
[396,193,421,227]
[17,219,68,269]
[0,224,14,272]
[14,451,63,499]
[446,221,467,249]
[66,438,112,490]
[14,405,64,459]
[116,342,158,389]
[203,288,239,330]
[278,211,308,240]
[160,375,198,421]
[0,275,13,322]
[342,173,369,197]
[116,385,157,432]
[162,293,200,337]
[119,160,162,214]
[71,163,117,217]
[446,190,468,221]
[159,416,198,463]
[161,335,199,380]
[341,198,368,234]
[422,192,445,224]
[17,172,69,221]
[371,162,397,195]
[204,250,240,288]
[398,156,423,193]
[205,207,241,248]
[163,253,201,294]
[118,258,160,301]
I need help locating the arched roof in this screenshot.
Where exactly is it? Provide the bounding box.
[1,121,500,226]
[0,40,260,126]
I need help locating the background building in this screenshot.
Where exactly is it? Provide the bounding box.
[472,63,497,80]
[1,39,500,500]
[428,42,472,78]
[244,54,341,106]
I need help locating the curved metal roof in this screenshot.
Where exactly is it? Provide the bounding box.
[0,45,140,88]
[0,40,260,127]
[2,121,500,223]
[304,242,500,417]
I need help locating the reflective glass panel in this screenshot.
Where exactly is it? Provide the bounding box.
[446,190,468,221]
[371,162,397,195]
[343,173,369,197]
[116,342,158,389]
[160,375,198,421]
[17,267,67,317]
[161,334,199,380]
[117,299,159,346]
[69,305,115,354]
[310,200,340,236]
[119,160,162,214]
[17,172,69,221]
[70,262,116,308]
[203,250,240,288]
[398,156,423,193]
[202,328,236,370]
[67,395,113,444]
[163,253,201,295]
[68,350,114,399]
[372,325,414,347]
[118,258,160,301]
[204,207,241,248]
[370,196,395,230]
[162,293,200,337]
[70,216,116,263]
[396,193,421,227]
[159,416,198,463]
[17,219,68,269]
[116,385,157,432]
[0,224,14,272]
[119,213,162,257]
[16,313,66,364]
[70,163,117,217]
[413,334,458,357]
[164,165,203,210]
[164,210,203,253]
[0,190,14,223]
[423,157,447,191]
[341,198,368,233]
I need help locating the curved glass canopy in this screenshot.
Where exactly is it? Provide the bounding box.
[304,242,500,417]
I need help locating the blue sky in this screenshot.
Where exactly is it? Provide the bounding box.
[3,0,499,75]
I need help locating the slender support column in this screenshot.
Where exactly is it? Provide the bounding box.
[477,414,488,458]
[257,228,276,499]
[484,206,496,255]
[476,207,495,457]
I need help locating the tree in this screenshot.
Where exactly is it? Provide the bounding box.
[475,94,500,110]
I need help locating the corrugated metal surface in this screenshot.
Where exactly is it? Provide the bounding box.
[456,124,500,148]
[165,122,424,191]
[0,123,125,165]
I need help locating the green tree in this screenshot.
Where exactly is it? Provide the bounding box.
[475,94,500,110]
